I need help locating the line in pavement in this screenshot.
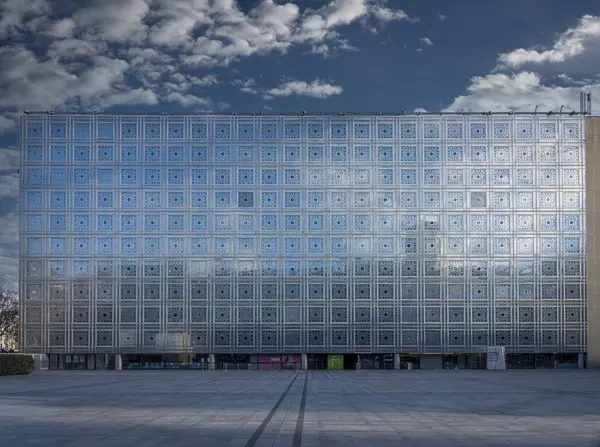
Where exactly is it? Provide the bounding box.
[244,372,299,447]
[292,372,308,447]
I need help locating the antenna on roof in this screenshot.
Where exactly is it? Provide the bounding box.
[580,91,592,114]
[586,92,592,114]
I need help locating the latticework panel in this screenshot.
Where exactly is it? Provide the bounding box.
[20,114,586,353]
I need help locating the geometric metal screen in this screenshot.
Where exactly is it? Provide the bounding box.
[19,113,586,354]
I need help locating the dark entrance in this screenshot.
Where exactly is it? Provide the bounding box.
[343,354,358,369]
[359,354,394,369]
[381,354,394,369]
[534,353,556,369]
[307,353,327,370]
[505,353,579,369]
[48,354,113,370]
[215,354,250,370]
[399,354,419,369]
[506,353,535,369]
[443,354,458,370]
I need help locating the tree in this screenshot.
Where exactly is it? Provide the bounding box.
[0,286,18,350]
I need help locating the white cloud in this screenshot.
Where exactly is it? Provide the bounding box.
[190,74,219,87]
[44,18,75,38]
[71,0,151,43]
[160,73,218,96]
[94,88,159,109]
[232,77,260,95]
[0,147,19,173]
[369,1,417,24]
[0,46,158,112]
[557,73,575,83]
[311,43,330,56]
[173,0,415,66]
[127,47,173,68]
[250,0,301,39]
[175,0,354,66]
[0,114,18,133]
[419,37,433,46]
[126,48,178,87]
[0,0,50,39]
[266,79,343,98]
[497,14,600,69]
[444,71,598,113]
[0,146,20,200]
[334,38,358,52]
[446,14,600,114]
[148,0,214,47]
[163,92,213,108]
[308,0,368,29]
[0,173,19,200]
[0,213,17,243]
[437,13,446,20]
[310,38,357,57]
[46,38,103,60]
[236,77,343,99]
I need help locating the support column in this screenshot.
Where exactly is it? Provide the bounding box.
[578,352,585,369]
[301,353,308,370]
[115,354,122,371]
[208,354,215,370]
[394,353,401,370]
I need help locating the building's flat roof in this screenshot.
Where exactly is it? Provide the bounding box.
[21,111,588,117]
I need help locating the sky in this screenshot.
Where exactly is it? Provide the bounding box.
[1,0,600,290]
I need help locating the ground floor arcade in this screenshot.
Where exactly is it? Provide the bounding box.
[43,352,585,371]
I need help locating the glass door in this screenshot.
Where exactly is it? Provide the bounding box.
[71,354,86,370]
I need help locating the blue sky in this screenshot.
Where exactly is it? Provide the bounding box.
[1,0,600,289]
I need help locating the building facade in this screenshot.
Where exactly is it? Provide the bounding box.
[19,112,588,369]
[586,115,600,368]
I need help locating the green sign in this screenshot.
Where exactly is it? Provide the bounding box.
[328,354,344,370]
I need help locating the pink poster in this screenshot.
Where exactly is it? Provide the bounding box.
[257,354,301,370]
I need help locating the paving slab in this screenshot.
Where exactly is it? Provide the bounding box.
[1,370,600,446]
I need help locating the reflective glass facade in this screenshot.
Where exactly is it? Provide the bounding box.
[20,113,586,355]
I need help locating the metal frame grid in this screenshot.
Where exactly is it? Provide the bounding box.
[19,113,586,354]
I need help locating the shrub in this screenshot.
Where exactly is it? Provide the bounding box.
[0,354,35,375]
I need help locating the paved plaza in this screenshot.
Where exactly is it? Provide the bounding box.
[1,370,600,447]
